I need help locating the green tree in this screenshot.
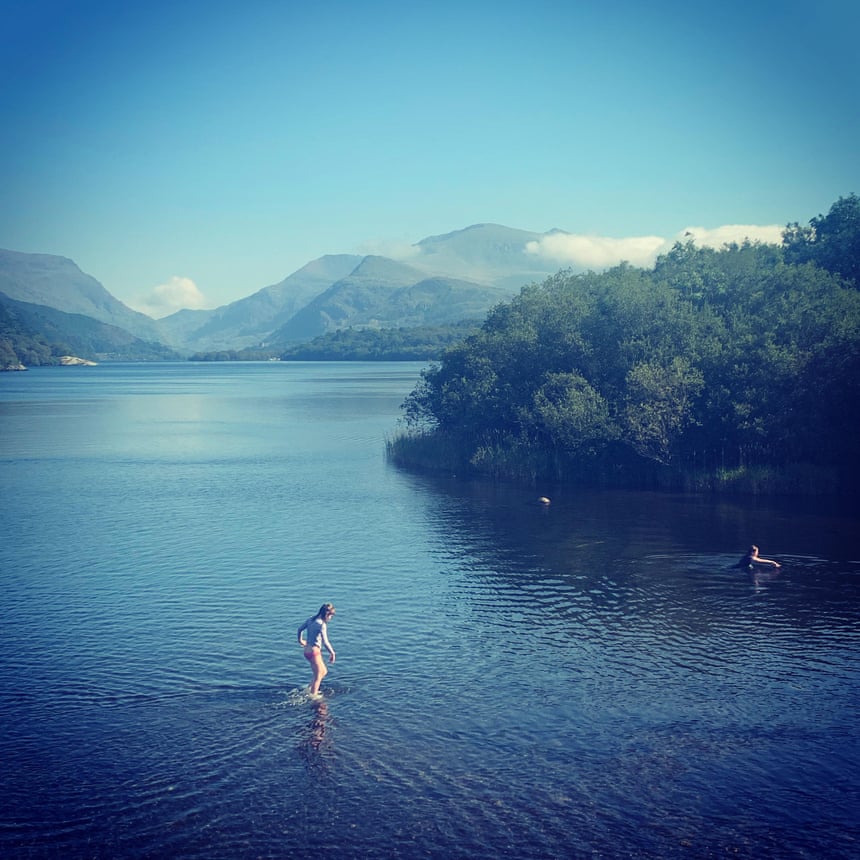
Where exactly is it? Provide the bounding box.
[622,358,703,464]
[396,195,860,491]
[783,193,860,285]
[529,371,616,454]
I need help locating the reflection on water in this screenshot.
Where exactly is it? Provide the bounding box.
[298,698,333,776]
[1,363,859,859]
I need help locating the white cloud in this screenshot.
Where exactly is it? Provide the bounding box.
[525,224,785,272]
[525,232,668,270]
[136,276,207,318]
[675,224,784,248]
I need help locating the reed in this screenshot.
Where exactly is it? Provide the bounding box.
[388,429,844,495]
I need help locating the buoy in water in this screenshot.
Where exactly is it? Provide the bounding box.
[538,496,551,505]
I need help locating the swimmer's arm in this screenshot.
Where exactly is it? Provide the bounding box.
[297,620,308,646]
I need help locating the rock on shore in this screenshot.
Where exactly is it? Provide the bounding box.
[59,355,98,366]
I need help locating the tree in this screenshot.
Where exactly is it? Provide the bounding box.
[783,193,860,285]
[622,358,703,464]
[529,372,616,454]
[395,195,860,490]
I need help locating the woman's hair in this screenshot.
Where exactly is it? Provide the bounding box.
[317,603,336,619]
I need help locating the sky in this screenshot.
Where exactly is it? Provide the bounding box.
[1,0,858,317]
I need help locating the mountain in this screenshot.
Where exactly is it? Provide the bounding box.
[156,226,563,349]
[269,256,506,344]
[0,249,165,343]
[384,277,511,325]
[407,223,557,289]
[269,256,429,343]
[155,254,362,352]
[0,224,567,355]
[0,292,180,364]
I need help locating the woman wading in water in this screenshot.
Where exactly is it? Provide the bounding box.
[297,603,336,696]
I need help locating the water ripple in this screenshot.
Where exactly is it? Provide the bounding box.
[2,365,859,859]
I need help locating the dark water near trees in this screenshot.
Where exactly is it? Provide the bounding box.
[1,362,858,859]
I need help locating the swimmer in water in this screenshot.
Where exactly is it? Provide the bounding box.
[297,603,336,696]
[736,544,781,569]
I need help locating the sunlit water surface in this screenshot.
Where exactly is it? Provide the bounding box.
[1,362,858,859]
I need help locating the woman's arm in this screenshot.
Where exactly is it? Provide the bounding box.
[297,620,308,646]
[321,624,336,662]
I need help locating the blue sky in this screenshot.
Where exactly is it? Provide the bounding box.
[1,0,858,316]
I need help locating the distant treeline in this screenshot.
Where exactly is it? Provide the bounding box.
[189,348,279,362]
[280,322,480,360]
[190,321,480,362]
[390,195,860,495]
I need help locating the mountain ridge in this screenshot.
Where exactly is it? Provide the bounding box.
[0,249,166,344]
[0,224,567,356]
[155,253,363,352]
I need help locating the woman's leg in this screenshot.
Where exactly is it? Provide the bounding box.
[307,649,327,694]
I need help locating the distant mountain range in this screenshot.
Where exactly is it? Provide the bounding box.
[0,224,566,359]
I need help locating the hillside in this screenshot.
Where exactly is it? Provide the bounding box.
[269,257,512,344]
[0,292,179,366]
[155,254,363,352]
[0,249,165,343]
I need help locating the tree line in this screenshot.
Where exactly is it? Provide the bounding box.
[393,195,860,494]
[190,322,479,362]
[278,322,480,361]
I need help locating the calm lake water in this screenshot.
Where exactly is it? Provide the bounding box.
[1,362,859,859]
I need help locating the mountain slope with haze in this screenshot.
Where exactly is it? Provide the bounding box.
[155,254,362,352]
[0,224,568,355]
[0,249,165,343]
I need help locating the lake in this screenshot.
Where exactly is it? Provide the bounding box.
[1,361,858,859]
